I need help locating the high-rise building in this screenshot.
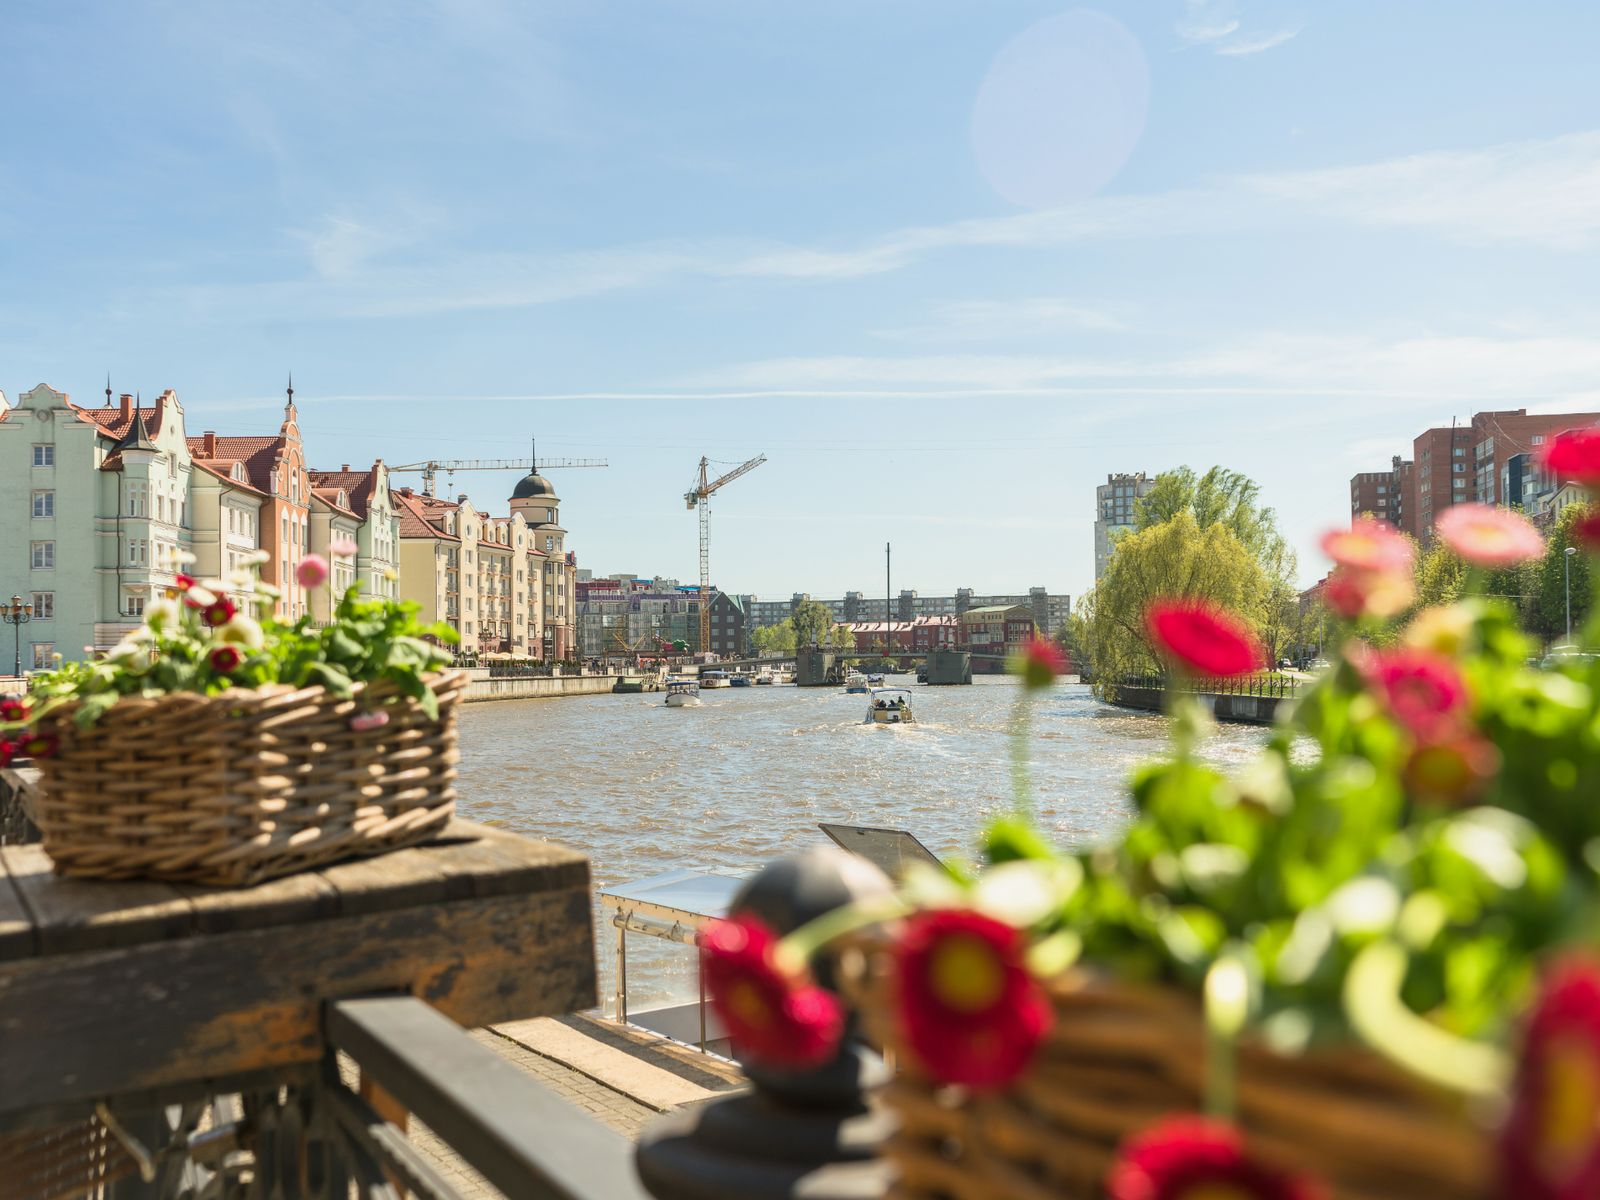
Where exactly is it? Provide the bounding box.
[1094,473,1155,580]
[1349,454,1411,534]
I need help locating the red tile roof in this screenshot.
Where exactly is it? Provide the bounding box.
[309,467,379,519]
[392,488,460,541]
[71,401,167,440]
[191,457,269,497]
[187,435,284,494]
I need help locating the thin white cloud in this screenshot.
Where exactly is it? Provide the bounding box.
[153,130,1600,322]
[1216,28,1299,55]
[873,298,1128,341]
[1177,1,1297,56]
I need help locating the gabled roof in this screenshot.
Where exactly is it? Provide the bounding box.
[191,457,269,497]
[309,467,380,519]
[392,488,460,541]
[188,435,284,494]
[311,487,359,520]
[72,401,167,440]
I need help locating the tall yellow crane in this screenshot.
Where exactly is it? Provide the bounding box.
[685,454,766,653]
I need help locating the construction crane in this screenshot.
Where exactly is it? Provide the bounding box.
[685,454,766,653]
[391,440,607,498]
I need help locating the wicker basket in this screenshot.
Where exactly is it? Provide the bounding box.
[30,671,465,886]
[863,967,1490,1200]
[0,1114,138,1200]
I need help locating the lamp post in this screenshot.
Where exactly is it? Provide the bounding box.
[1566,545,1579,641]
[3,595,33,679]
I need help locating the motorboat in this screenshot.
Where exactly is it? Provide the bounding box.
[867,673,885,687]
[773,667,795,685]
[730,674,752,688]
[865,687,915,725]
[844,671,870,694]
[700,669,732,689]
[665,678,702,707]
[754,668,775,685]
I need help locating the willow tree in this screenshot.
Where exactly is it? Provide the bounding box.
[1089,510,1267,684]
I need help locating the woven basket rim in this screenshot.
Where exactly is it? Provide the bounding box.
[37,668,469,722]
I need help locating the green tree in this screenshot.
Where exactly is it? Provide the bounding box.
[751,619,796,656]
[829,623,856,652]
[1414,541,1468,609]
[1532,504,1593,644]
[1088,510,1268,684]
[1135,466,1282,564]
[791,599,834,648]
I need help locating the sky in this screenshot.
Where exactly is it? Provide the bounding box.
[4,1,1598,602]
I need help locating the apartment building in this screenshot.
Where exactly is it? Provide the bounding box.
[1094,472,1155,580]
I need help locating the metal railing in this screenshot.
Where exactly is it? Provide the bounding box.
[1113,672,1302,699]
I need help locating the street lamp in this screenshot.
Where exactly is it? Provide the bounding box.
[1566,545,1579,640]
[2,595,33,679]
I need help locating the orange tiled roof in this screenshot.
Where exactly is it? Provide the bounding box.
[309,467,379,519]
[311,487,359,520]
[187,435,286,494]
[191,457,269,497]
[71,402,167,440]
[392,488,459,541]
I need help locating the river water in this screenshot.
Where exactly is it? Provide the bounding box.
[456,678,1269,1011]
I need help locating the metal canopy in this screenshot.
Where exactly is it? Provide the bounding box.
[817,823,944,881]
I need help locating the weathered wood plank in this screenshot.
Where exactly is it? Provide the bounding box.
[176,870,341,935]
[433,823,590,902]
[0,885,598,1119]
[0,845,193,956]
[0,849,37,963]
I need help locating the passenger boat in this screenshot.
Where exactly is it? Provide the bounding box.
[754,668,775,685]
[664,679,701,707]
[730,674,752,688]
[773,667,794,685]
[844,671,870,694]
[700,669,732,689]
[865,687,915,724]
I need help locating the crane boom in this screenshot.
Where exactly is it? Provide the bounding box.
[391,455,608,497]
[682,454,766,654]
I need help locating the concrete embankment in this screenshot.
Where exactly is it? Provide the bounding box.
[461,669,627,703]
[1106,684,1284,726]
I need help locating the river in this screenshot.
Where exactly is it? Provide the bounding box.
[455,677,1270,1011]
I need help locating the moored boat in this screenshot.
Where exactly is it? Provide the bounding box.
[843,671,869,694]
[700,669,731,689]
[730,674,751,687]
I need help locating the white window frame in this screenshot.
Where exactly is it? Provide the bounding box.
[30,592,53,620]
[30,643,54,670]
[32,445,54,467]
[30,541,54,569]
[31,490,54,517]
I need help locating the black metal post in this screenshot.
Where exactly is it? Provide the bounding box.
[3,595,33,679]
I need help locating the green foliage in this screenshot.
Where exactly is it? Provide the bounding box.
[1135,466,1287,570]
[15,572,457,728]
[1529,503,1593,643]
[829,623,856,652]
[1087,511,1268,681]
[751,619,797,656]
[791,599,834,648]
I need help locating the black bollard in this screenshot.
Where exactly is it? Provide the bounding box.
[634,845,897,1200]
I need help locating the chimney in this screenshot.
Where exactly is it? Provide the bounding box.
[341,464,350,472]
[457,494,469,505]
[202,431,217,457]
[119,393,134,421]
[400,487,413,497]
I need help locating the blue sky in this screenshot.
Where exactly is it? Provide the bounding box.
[5,1,1599,602]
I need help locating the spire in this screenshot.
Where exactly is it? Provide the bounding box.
[105,373,112,407]
[116,409,158,454]
[286,371,295,412]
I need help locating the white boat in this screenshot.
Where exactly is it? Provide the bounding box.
[865,687,915,724]
[700,669,732,689]
[773,667,795,685]
[844,671,870,694]
[754,668,775,685]
[867,673,885,687]
[665,678,701,707]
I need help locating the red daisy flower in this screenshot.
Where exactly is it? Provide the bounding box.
[1321,517,1413,574]
[0,696,29,723]
[1542,430,1600,492]
[1145,599,1263,678]
[0,739,14,768]
[14,731,59,761]
[175,572,198,592]
[202,597,238,628]
[699,914,843,1069]
[1403,734,1500,806]
[209,645,243,674]
[891,909,1051,1090]
[1012,636,1067,691]
[1108,1116,1323,1200]
[1361,648,1471,740]
[1501,958,1600,1199]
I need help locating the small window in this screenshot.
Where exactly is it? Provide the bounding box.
[30,541,54,569]
[31,490,54,517]
[30,592,53,619]
[32,445,54,467]
[1532,435,1546,445]
[31,643,54,670]
[1453,448,1465,457]
[126,595,145,617]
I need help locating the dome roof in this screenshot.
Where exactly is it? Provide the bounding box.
[511,471,555,500]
